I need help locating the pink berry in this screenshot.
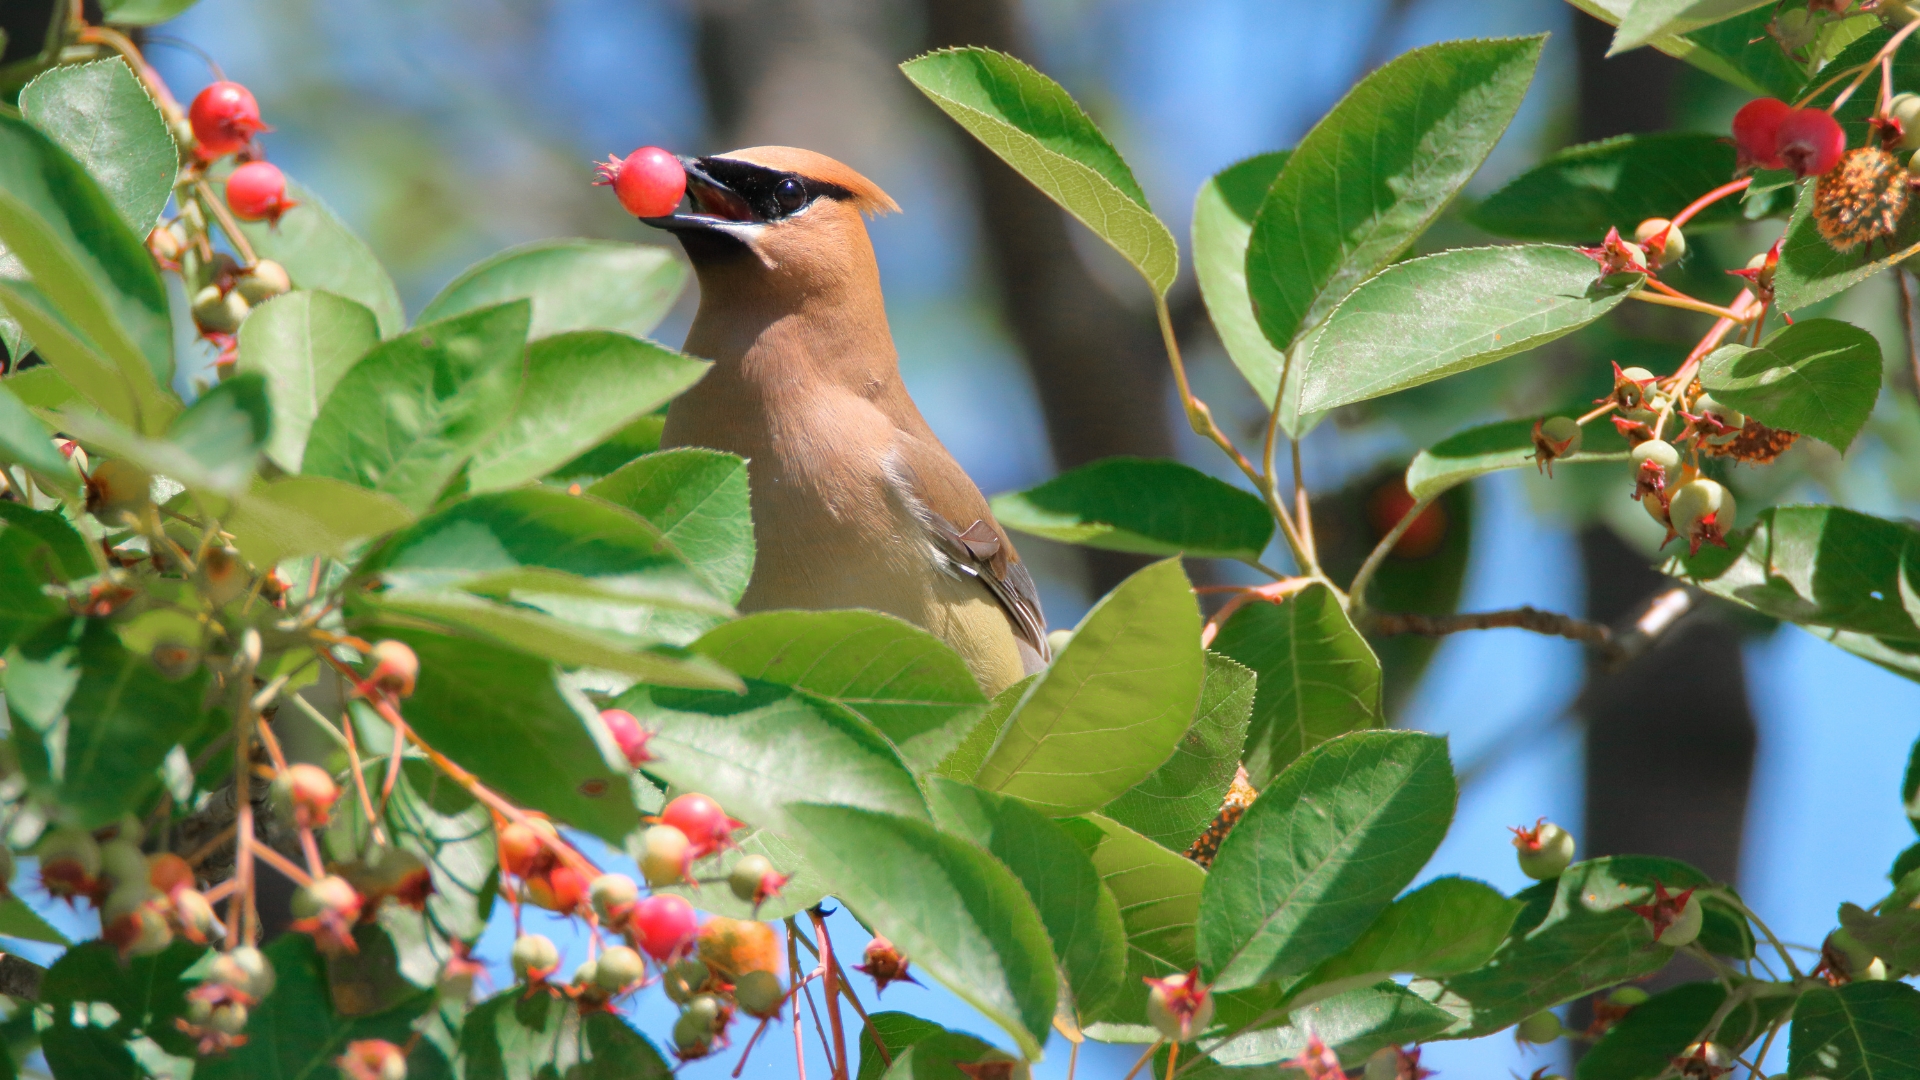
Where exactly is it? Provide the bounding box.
[659,793,740,858]
[1732,97,1790,171]
[631,894,699,961]
[366,640,418,700]
[226,162,298,225]
[189,81,269,160]
[601,708,656,766]
[592,147,686,218]
[1777,108,1846,177]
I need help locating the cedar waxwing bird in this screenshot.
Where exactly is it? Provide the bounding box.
[641,146,1049,695]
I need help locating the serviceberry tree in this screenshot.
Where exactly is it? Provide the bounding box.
[0,1,1918,1079]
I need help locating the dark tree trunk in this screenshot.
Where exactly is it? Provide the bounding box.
[1573,7,1757,969]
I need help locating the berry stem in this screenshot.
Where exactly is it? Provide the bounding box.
[1629,287,1749,322]
[192,179,259,268]
[807,908,851,1080]
[1825,17,1920,113]
[1198,578,1314,649]
[1120,1039,1165,1080]
[787,918,809,1080]
[248,838,315,888]
[1668,178,1752,233]
[1346,493,1437,616]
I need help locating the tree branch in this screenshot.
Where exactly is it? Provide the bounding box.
[1365,606,1623,661]
[0,954,46,1001]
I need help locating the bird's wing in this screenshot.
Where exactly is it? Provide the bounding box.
[882,438,1051,672]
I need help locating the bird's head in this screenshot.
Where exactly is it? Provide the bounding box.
[640,146,898,284]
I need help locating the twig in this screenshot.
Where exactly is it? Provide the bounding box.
[1602,586,1698,672]
[249,841,315,887]
[1629,289,1748,321]
[184,822,237,868]
[1121,1040,1166,1080]
[192,178,258,267]
[1365,607,1622,660]
[787,918,809,1080]
[0,955,47,1001]
[1198,578,1314,648]
[1667,178,1752,232]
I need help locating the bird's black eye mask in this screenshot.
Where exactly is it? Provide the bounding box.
[682,157,850,224]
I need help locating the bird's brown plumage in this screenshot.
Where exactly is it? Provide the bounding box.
[655,146,1047,694]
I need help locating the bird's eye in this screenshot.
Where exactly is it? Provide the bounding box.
[774,177,806,214]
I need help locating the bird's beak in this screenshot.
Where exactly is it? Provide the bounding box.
[640,156,762,236]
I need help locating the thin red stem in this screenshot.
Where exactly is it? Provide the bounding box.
[809,909,851,1080]
[1668,178,1751,233]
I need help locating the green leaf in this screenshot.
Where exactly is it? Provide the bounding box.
[368,589,740,689]
[57,373,271,498]
[1788,982,1920,1080]
[1699,318,1882,451]
[0,501,93,581]
[1579,980,1796,1080]
[0,117,175,431]
[1102,652,1254,852]
[1288,877,1522,1009]
[362,487,731,645]
[1199,731,1455,991]
[5,619,211,828]
[613,680,928,831]
[1773,177,1920,314]
[236,290,380,473]
[1247,37,1543,352]
[1666,506,1920,644]
[0,535,71,650]
[1299,245,1641,414]
[1431,855,1710,1036]
[41,940,207,1057]
[1194,151,1297,411]
[1610,0,1773,55]
[1676,6,1812,98]
[1080,813,1207,1029]
[354,625,642,843]
[694,610,985,775]
[0,895,68,945]
[552,413,665,483]
[0,379,71,481]
[371,760,496,988]
[1839,901,1920,977]
[221,475,413,568]
[418,238,688,341]
[1209,583,1382,789]
[855,1016,1016,1080]
[589,448,754,604]
[1468,133,1744,242]
[229,174,405,336]
[99,0,203,26]
[927,777,1129,1019]
[649,828,827,922]
[934,674,1032,783]
[302,301,528,514]
[974,558,1204,815]
[19,59,175,232]
[989,458,1274,562]
[5,365,82,410]
[786,803,1059,1057]
[468,331,707,492]
[460,989,671,1080]
[40,1024,139,1080]
[1190,983,1457,1074]
[1406,415,1633,501]
[197,936,437,1080]
[901,47,1176,296]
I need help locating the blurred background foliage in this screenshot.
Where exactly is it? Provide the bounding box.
[9,0,1916,1074]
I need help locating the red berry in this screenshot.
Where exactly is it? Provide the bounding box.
[282,763,339,828]
[497,817,557,878]
[630,893,699,961]
[1777,108,1846,177]
[1732,97,1791,171]
[366,640,418,700]
[189,81,269,160]
[601,708,656,766]
[592,147,686,218]
[226,161,298,225]
[148,853,194,896]
[1365,479,1447,559]
[525,863,589,914]
[658,793,740,858]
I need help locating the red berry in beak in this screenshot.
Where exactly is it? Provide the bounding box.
[226,161,299,225]
[593,147,687,219]
[1776,107,1846,177]
[1731,97,1790,171]
[189,81,270,160]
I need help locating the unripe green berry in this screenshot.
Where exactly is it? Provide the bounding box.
[1539,416,1582,454]
[1694,393,1744,434]
[1669,479,1736,541]
[236,260,291,304]
[1681,1042,1732,1071]
[1145,979,1214,1041]
[1514,821,1576,880]
[640,824,691,888]
[1632,439,1680,471]
[191,285,249,334]
[510,933,559,982]
[208,1001,248,1035]
[735,969,785,1018]
[100,838,148,893]
[571,959,598,988]
[729,854,775,903]
[1363,1048,1400,1080]
[1664,894,1705,949]
[1516,1010,1562,1044]
[595,944,645,992]
[663,958,709,1004]
[1894,94,1920,151]
[1774,8,1817,50]
[1607,985,1650,1007]
[672,1010,715,1058]
[1634,218,1687,266]
[589,872,638,921]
